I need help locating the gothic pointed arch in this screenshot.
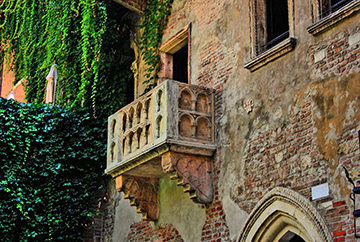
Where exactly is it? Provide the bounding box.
[237,187,332,242]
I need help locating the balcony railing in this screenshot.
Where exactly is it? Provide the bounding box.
[105,80,215,220]
[105,79,215,178]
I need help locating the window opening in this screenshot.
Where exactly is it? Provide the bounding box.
[173,44,188,83]
[159,25,190,83]
[320,0,353,18]
[264,0,289,51]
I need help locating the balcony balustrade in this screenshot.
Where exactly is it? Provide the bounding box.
[105,79,215,221]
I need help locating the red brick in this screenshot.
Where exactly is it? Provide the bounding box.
[333,230,346,237]
[333,201,346,207]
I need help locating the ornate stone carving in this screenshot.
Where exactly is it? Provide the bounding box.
[106,80,216,217]
[243,99,254,114]
[116,175,159,221]
[161,151,213,204]
[106,80,215,176]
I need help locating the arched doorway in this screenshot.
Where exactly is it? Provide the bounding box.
[237,187,332,242]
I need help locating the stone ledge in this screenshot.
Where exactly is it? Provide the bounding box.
[244,38,296,72]
[307,0,360,36]
[105,140,216,177]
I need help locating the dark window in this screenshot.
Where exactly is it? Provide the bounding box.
[173,44,188,83]
[125,77,134,104]
[265,0,289,50]
[320,0,353,18]
[256,0,289,54]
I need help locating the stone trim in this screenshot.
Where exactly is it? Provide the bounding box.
[244,38,296,72]
[308,0,360,35]
[159,24,190,54]
[237,187,333,242]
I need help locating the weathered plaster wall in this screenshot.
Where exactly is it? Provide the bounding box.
[155,175,206,242]
[103,179,143,242]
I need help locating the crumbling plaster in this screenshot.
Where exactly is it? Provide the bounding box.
[155,175,206,242]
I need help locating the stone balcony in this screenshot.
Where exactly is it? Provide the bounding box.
[105,79,216,221]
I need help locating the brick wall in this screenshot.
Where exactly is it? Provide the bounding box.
[231,99,329,212]
[197,39,236,119]
[127,222,183,241]
[93,2,360,242]
[330,125,360,242]
[200,151,231,242]
[310,29,360,77]
[308,28,360,241]
[196,35,236,242]
[188,0,223,30]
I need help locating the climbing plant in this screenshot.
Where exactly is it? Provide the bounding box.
[0,0,134,117]
[139,0,173,92]
[0,98,105,241]
[0,1,134,240]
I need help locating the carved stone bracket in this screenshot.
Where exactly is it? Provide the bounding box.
[161,151,213,204]
[116,175,159,221]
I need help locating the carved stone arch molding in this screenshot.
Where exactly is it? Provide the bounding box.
[237,187,332,242]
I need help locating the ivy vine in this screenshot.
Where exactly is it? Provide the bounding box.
[0,0,174,239]
[139,0,173,92]
[0,98,106,241]
[0,1,135,240]
[0,0,134,117]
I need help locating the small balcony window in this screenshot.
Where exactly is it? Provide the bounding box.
[173,44,188,83]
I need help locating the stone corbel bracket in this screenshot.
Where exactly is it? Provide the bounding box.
[161,151,213,204]
[116,175,159,221]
